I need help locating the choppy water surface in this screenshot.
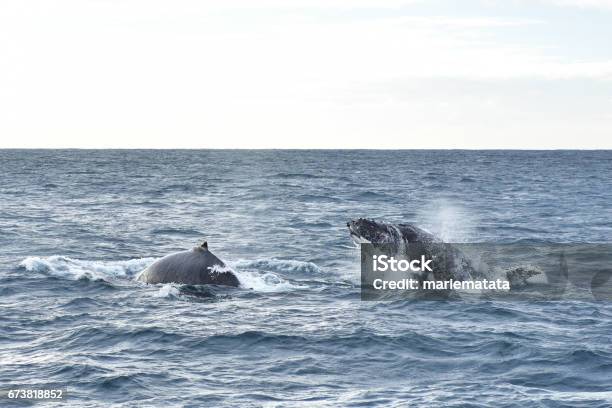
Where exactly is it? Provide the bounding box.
[1,150,611,407]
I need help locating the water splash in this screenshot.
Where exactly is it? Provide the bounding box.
[231,259,321,275]
[233,271,307,292]
[18,255,309,293]
[229,259,312,292]
[417,200,477,242]
[153,283,180,298]
[19,256,156,282]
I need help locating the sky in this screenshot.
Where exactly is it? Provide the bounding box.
[1,0,611,148]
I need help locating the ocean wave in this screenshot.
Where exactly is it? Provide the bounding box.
[229,258,315,292]
[297,194,341,203]
[232,258,321,275]
[193,330,308,350]
[19,256,156,282]
[233,270,308,292]
[146,269,304,295]
[353,191,391,200]
[153,283,181,298]
[18,255,308,293]
[150,227,202,236]
[272,172,328,180]
[198,262,307,293]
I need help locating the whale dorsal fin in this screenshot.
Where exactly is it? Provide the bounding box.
[201,241,208,250]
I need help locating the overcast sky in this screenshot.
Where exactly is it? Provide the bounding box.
[1,0,611,148]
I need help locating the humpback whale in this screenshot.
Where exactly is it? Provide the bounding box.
[348,218,541,287]
[136,242,240,286]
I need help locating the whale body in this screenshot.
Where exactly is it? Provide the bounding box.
[348,218,541,286]
[136,242,240,286]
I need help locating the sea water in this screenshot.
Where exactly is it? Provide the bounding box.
[1,150,611,407]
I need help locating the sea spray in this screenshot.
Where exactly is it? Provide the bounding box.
[417,200,477,242]
[19,256,157,281]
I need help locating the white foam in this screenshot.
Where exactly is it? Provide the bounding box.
[231,258,321,274]
[229,258,312,292]
[153,283,180,298]
[19,255,310,293]
[19,256,157,282]
[233,270,307,292]
[207,263,234,275]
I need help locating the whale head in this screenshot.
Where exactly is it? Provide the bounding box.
[347,218,436,247]
[348,218,395,246]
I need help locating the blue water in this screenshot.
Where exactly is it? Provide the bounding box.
[1,150,611,407]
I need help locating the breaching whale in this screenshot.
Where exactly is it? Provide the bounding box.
[347,218,541,287]
[136,241,240,286]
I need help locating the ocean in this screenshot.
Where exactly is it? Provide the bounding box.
[1,150,611,407]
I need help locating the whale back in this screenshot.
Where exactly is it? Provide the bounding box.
[137,247,239,286]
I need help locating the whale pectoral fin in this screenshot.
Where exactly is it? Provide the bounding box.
[505,266,542,288]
